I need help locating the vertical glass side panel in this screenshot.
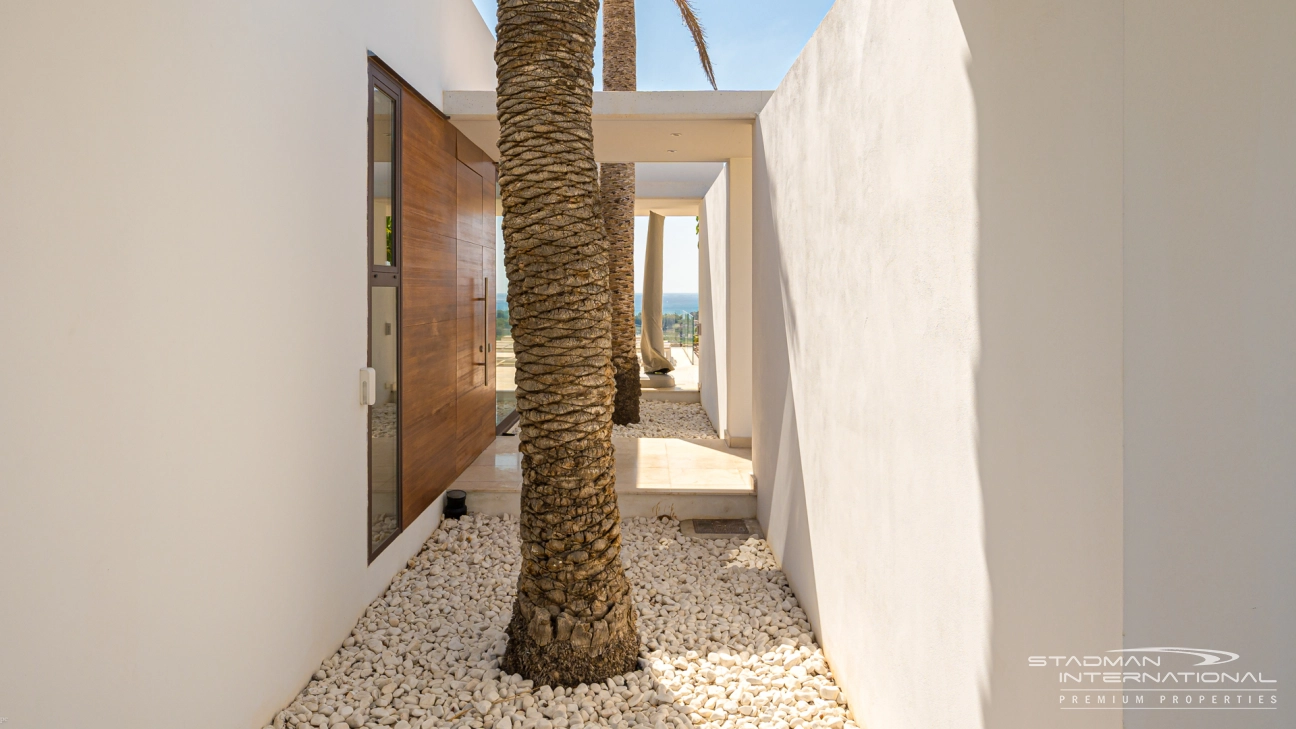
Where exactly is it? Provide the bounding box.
[372,87,396,267]
[369,285,399,552]
[494,204,515,425]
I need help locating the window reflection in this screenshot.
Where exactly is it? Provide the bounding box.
[370,285,399,549]
[373,87,395,268]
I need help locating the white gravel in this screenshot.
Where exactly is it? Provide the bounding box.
[372,514,399,549]
[613,401,718,440]
[267,515,855,729]
[372,404,398,439]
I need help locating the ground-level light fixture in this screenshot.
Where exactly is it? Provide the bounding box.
[444,489,467,519]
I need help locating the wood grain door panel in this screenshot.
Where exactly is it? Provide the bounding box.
[397,80,467,521]
[457,240,486,393]
[456,385,496,471]
[400,319,456,428]
[401,92,456,242]
[402,230,457,325]
[402,421,456,525]
[389,73,499,526]
[456,162,484,246]
[457,130,495,195]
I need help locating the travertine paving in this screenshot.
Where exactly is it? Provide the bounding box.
[267,515,854,729]
[451,438,755,520]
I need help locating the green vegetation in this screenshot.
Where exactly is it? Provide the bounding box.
[496,309,511,338]
[385,215,393,265]
[634,311,697,345]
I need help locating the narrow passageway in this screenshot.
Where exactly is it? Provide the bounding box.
[267,516,854,729]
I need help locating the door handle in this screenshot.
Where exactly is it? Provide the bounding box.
[360,367,377,406]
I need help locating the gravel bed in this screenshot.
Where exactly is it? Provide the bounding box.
[267,515,854,729]
[372,514,399,549]
[613,401,718,440]
[372,404,398,439]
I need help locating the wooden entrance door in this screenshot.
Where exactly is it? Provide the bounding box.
[366,57,497,547]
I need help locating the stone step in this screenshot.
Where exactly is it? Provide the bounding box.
[641,387,702,403]
[453,435,755,519]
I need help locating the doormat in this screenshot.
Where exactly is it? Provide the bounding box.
[680,518,763,539]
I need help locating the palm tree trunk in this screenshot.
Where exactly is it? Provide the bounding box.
[601,164,640,424]
[495,0,640,685]
[603,0,641,424]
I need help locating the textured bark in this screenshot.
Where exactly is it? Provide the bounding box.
[603,0,636,92]
[602,162,640,424]
[603,0,642,424]
[495,0,639,685]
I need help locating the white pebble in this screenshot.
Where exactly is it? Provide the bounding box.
[266,514,852,728]
[612,400,718,439]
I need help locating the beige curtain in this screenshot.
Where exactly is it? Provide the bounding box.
[640,212,674,373]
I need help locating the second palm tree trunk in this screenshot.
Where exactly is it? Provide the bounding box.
[603,0,642,424]
[602,163,640,423]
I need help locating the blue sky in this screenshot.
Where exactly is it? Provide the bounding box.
[471,0,834,90]
[478,0,835,291]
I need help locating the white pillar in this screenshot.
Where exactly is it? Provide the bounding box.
[640,212,673,372]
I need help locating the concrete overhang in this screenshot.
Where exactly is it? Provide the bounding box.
[631,162,726,216]
[634,198,700,216]
[444,90,772,164]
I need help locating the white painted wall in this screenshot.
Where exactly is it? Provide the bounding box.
[1123,2,1296,727]
[753,2,1124,728]
[698,160,754,445]
[0,2,494,728]
[698,169,730,435]
[725,158,754,443]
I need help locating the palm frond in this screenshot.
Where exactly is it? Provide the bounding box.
[671,0,718,90]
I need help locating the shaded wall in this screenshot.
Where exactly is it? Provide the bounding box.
[1123,2,1296,727]
[725,158,754,442]
[0,2,495,728]
[752,1,1124,728]
[699,160,753,445]
[698,168,730,434]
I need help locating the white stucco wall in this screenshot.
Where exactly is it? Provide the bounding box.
[1123,3,1296,727]
[698,160,753,446]
[725,158,754,443]
[753,2,1124,728]
[0,2,494,728]
[698,168,730,435]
